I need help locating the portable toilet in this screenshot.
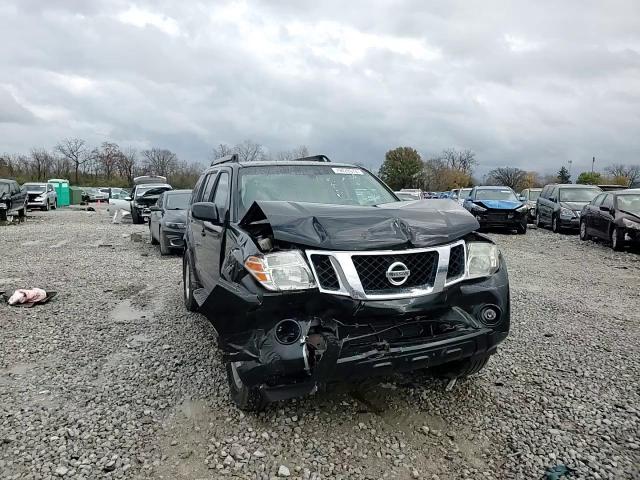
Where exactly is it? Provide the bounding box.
[47,179,70,207]
[69,186,84,205]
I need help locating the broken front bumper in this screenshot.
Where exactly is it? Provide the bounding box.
[199,257,510,401]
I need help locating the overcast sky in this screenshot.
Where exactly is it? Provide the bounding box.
[1,0,639,176]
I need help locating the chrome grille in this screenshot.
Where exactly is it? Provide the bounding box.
[352,252,438,294]
[447,244,465,280]
[310,254,340,290]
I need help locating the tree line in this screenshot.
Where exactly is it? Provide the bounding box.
[377,146,639,192]
[0,139,312,189]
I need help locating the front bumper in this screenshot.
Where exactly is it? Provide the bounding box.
[474,212,526,229]
[162,227,185,249]
[559,216,580,229]
[27,201,47,208]
[202,258,510,401]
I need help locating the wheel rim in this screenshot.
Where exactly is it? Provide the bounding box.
[580,221,586,238]
[230,362,244,390]
[612,229,618,248]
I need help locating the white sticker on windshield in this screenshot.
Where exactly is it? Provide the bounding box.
[332,168,363,175]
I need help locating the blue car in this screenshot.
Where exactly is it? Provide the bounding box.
[463,186,528,234]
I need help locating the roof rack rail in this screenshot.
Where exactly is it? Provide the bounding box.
[211,154,239,166]
[292,154,331,163]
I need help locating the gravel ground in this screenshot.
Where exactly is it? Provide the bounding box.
[1,208,638,480]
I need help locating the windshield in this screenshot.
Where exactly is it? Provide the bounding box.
[459,188,472,198]
[24,184,46,193]
[239,165,397,215]
[559,188,600,202]
[529,190,541,201]
[0,183,9,195]
[475,189,518,201]
[617,194,640,215]
[165,192,191,209]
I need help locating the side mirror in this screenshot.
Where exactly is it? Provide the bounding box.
[599,205,614,214]
[124,196,132,201]
[191,202,219,223]
[549,198,556,203]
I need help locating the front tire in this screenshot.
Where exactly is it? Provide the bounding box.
[535,211,543,228]
[516,222,527,234]
[431,355,491,379]
[182,250,199,312]
[43,200,50,211]
[51,200,57,210]
[579,220,589,241]
[159,230,170,255]
[552,215,561,233]
[225,362,267,412]
[131,208,143,224]
[611,227,624,251]
[150,223,159,245]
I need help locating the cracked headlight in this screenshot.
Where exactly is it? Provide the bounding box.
[622,218,640,230]
[470,203,487,212]
[560,207,574,218]
[245,251,316,291]
[467,242,500,279]
[516,205,528,212]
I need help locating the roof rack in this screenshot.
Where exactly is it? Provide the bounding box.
[211,154,239,166]
[292,154,331,163]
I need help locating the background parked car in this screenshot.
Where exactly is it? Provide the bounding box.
[23,182,57,210]
[536,184,602,233]
[519,188,542,223]
[129,176,173,224]
[82,187,109,202]
[0,179,27,221]
[580,189,640,250]
[149,189,192,255]
[463,186,528,233]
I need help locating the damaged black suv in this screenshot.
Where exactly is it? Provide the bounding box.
[183,155,510,410]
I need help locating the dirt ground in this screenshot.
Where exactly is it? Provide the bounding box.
[1,207,638,480]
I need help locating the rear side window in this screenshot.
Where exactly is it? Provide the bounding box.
[541,186,550,199]
[157,194,164,208]
[550,187,559,201]
[190,177,204,205]
[213,172,230,215]
[201,171,218,202]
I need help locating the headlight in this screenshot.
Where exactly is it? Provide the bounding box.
[560,207,574,218]
[516,205,528,213]
[470,203,487,212]
[35,196,45,201]
[622,218,640,230]
[165,222,185,229]
[467,242,500,279]
[245,251,316,291]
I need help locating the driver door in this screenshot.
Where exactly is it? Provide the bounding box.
[201,170,231,288]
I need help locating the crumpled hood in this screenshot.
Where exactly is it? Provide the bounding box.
[474,200,523,210]
[561,201,588,211]
[240,199,480,250]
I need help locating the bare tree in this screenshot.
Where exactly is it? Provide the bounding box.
[275,145,310,161]
[117,147,138,184]
[439,148,477,175]
[30,148,55,181]
[55,138,90,184]
[211,143,235,160]
[142,148,178,177]
[486,167,529,190]
[235,140,266,162]
[95,142,122,180]
[605,163,640,186]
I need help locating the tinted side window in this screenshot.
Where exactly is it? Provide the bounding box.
[541,186,550,199]
[191,176,205,204]
[157,194,164,208]
[602,194,613,209]
[201,171,218,202]
[550,187,559,201]
[212,172,230,214]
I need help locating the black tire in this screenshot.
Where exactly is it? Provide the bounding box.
[535,211,543,228]
[516,222,527,234]
[611,227,624,251]
[51,200,57,210]
[431,355,491,379]
[182,250,199,312]
[131,208,143,224]
[150,223,159,245]
[43,200,50,211]
[0,209,7,222]
[225,362,268,412]
[579,220,589,241]
[551,215,561,233]
[18,207,25,219]
[159,230,170,255]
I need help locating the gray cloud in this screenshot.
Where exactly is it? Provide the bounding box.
[1,0,638,176]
